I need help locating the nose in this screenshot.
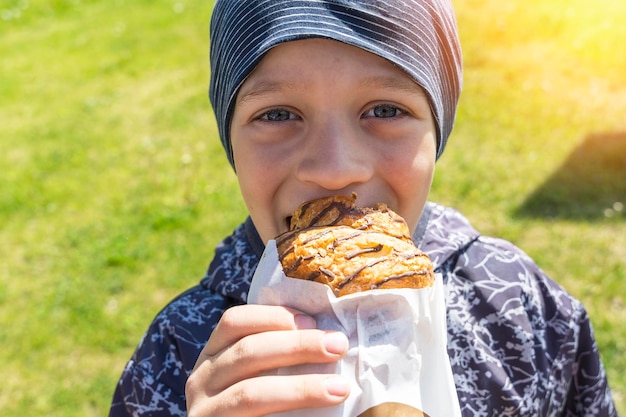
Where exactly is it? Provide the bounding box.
[295,117,373,190]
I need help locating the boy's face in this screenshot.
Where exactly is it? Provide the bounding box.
[230,39,437,244]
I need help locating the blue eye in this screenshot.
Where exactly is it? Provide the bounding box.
[259,108,295,121]
[374,105,398,118]
[364,104,404,119]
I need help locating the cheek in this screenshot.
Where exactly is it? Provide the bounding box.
[232,140,268,209]
[379,138,436,229]
[380,137,436,183]
[391,156,435,203]
[233,145,291,197]
[232,139,292,232]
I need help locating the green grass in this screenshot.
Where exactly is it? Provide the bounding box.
[1,0,624,415]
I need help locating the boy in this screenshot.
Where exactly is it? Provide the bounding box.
[109,1,617,416]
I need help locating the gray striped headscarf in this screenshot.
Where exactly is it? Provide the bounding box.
[209,0,462,167]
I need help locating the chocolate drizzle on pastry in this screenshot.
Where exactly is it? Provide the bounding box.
[275,194,434,297]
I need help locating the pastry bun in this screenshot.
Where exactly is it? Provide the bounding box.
[358,402,430,417]
[276,194,434,297]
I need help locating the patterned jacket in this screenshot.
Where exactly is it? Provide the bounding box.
[109,202,617,416]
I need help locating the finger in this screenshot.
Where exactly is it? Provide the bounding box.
[203,305,316,358]
[187,373,350,417]
[201,330,349,392]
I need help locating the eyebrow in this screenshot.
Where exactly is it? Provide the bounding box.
[236,74,428,105]
[359,75,428,98]
[236,80,300,105]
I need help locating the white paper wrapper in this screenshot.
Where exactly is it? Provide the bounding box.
[249,240,461,417]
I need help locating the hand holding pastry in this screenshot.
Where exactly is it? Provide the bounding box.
[186,305,350,417]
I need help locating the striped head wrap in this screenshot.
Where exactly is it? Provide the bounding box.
[209,0,462,167]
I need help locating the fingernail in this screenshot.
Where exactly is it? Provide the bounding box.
[323,332,348,355]
[294,314,316,329]
[323,376,350,398]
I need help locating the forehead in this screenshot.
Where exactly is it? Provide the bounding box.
[236,39,429,102]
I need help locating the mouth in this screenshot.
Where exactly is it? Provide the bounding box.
[284,216,293,231]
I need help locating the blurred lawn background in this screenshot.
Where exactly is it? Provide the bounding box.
[0,0,624,415]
